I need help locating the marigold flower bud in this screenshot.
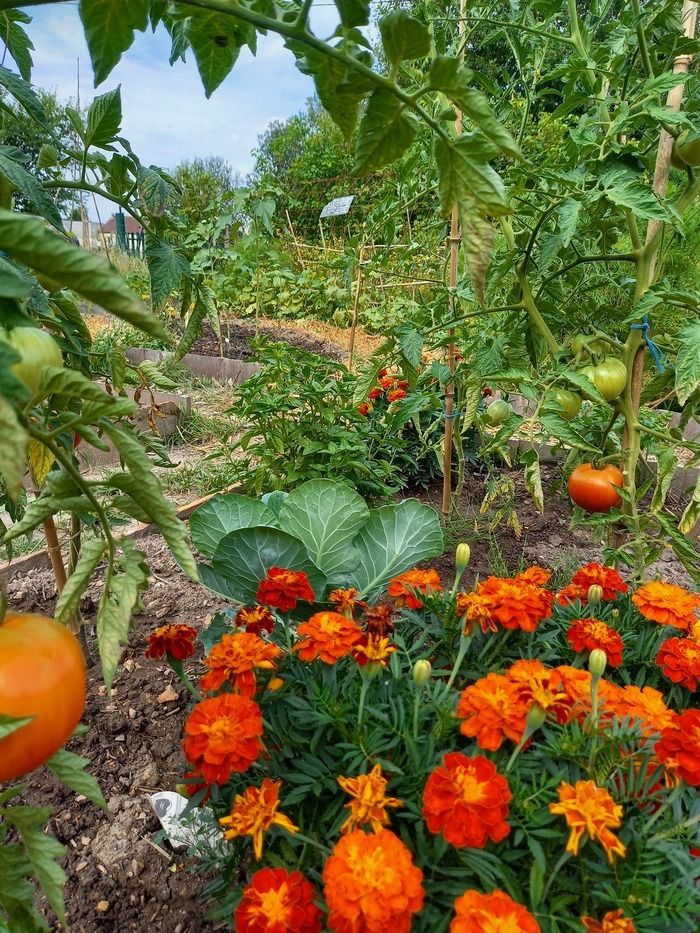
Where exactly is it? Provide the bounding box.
[412,659,432,686]
[268,677,284,691]
[589,648,607,678]
[455,543,471,573]
[525,702,547,732]
[587,584,603,606]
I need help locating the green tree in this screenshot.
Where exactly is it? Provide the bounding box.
[172,155,242,225]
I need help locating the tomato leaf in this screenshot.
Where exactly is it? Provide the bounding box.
[101,423,197,580]
[0,148,63,230]
[0,395,27,501]
[379,11,431,66]
[55,538,107,625]
[26,438,54,488]
[0,10,33,80]
[0,65,51,132]
[334,0,370,27]
[6,805,66,924]
[675,322,700,405]
[96,540,149,689]
[679,472,700,534]
[78,0,148,86]
[539,413,598,453]
[461,204,494,306]
[355,88,418,173]
[522,449,544,512]
[84,86,122,149]
[182,9,255,97]
[434,133,510,217]
[650,448,678,514]
[0,713,34,740]
[146,238,190,306]
[46,749,107,810]
[0,210,168,341]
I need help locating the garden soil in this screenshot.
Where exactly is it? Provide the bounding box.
[4,466,694,931]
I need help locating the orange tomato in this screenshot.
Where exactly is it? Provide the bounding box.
[568,463,624,513]
[0,612,86,781]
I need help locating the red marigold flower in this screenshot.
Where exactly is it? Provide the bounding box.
[200,632,282,695]
[219,778,297,860]
[145,623,197,661]
[397,379,409,390]
[352,633,397,669]
[183,694,263,784]
[657,636,700,692]
[256,567,315,613]
[295,611,363,664]
[328,587,366,618]
[387,568,442,609]
[632,581,700,630]
[450,889,540,932]
[422,752,511,848]
[582,909,636,932]
[455,591,497,634]
[456,673,528,750]
[613,684,677,736]
[571,563,627,601]
[362,601,396,636]
[236,867,321,933]
[549,780,626,863]
[322,829,424,933]
[515,566,552,586]
[471,575,554,632]
[556,583,588,606]
[368,386,382,400]
[656,708,700,786]
[507,659,573,724]
[337,764,403,834]
[378,368,388,378]
[387,388,407,403]
[567,618,624,667]
[236,605,275,636]
[357,402,371,416]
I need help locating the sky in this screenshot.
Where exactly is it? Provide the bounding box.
[24,2,344,218]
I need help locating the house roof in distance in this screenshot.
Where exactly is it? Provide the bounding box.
[101,214,143,235]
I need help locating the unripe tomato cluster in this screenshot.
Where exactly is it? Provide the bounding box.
[0,325,63,393]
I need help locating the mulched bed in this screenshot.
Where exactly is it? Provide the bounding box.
[189,320,344,362]
[4,464,693,930]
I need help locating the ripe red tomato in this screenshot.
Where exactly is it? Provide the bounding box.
[0,612,86,781]
[568,463,624,513]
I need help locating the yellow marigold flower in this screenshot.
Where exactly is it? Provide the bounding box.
[352,633,397,670]
[337,764,403,834]
[219,778,298,860]
[549,780,625,863]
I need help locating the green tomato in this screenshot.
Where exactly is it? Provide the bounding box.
[671,144,687,171]
[593,357,627,401]
[571,335,606,357]
[579,364,597,383]
[545,388,582,421]
[571,334,588,355]
[483,399,512,426]
[0,326,63,393]
[675,129,700,167]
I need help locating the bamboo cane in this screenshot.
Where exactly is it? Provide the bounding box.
[348,244,366,372]
[441,0,466,518]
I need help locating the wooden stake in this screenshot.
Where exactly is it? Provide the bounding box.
[348,244,366,372]
[285,209,305,267]
[441,0,466,519]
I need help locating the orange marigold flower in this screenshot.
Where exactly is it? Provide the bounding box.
[455,591,497,634]
[219,778,297,860]
[657,636,700,692]
[379,375,394,390]
[450,889,541,933]
[352,633,396,670]
[632,581,700,631]
[357,402,371,416]
[236,605,275,635]
[235,867,321,933]
[614,684,677,736]
[556,583,588,606]
[337,764,403,834]
[582,909,636,932]
[508,659,573,724]
[329,587,366,618]
[256,567,316,613]
[549,780,626,863]
[456,673,527,750]
[567,618,624,667]
[183,694,263,784]
[556,665,595,720]
[422,752,511,848]
[295,611,363,664]
[323,829,424,933]
[656,708,700,786]
[387,388,407,403]
[473,576,554,632]
[200,632,282,695]
[387,568,442,609]
[145,623,197,661]
[368,386,382,400]
[362,601,396,636]
[571,563,628,601]
[515,566,552,586]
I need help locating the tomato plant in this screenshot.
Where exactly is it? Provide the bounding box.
[0,612,86,781]
[568,463,624,514]
[544,388,582,421]
[483,399,512,426]
[590,358,628,402]
[0,326,63,393]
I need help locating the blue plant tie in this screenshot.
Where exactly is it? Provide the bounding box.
[630,315,666,373]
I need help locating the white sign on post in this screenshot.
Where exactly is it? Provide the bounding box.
[320,195,355,218]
